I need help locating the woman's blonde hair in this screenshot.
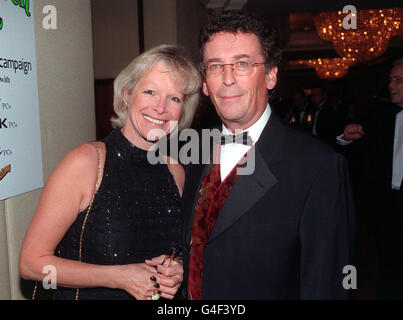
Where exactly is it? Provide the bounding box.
[112,45,201,130]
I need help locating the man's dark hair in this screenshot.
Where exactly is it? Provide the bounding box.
[198,10,281,73]
[392,57,403,68]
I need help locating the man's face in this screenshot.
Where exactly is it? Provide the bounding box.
[389,65,403,106]
[201,32,277,131]
[311,88,325,107]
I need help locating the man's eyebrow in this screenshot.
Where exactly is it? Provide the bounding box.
[233,54,252,60]
[205,58,222,64]
[205,54,252,64]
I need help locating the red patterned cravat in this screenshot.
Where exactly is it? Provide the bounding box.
[187,163,238,300]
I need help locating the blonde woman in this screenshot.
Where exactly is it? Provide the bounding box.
[19,45,201,300]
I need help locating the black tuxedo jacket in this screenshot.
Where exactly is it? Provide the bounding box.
[364,103,403,298]
[367,103,403,198]
[181,114,356,299]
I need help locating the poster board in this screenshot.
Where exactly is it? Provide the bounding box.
[0,0,43,200]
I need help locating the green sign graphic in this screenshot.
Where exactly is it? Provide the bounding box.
[0,0,32,32]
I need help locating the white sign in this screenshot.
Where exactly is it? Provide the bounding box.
[0,0,43,200]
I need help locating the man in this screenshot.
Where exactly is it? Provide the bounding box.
[310,85,344,148]
[287,88,314,129]
[341,58,403,299]
[181,11,355,300]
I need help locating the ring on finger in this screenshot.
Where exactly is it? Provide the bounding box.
[151,290,160,300]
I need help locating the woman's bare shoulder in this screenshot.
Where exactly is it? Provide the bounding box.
[44,141,106,193]
[59,141,106,172]
[41,141,106,212]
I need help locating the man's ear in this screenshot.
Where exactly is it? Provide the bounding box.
[266,66,278,90]
[202,81,210,97]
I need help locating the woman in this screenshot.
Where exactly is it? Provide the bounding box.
[19,45,201,300]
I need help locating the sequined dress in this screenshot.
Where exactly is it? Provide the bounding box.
[53,128,182,300]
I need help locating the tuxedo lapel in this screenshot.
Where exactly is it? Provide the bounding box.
[207,147,278,243]
[207,114,285,243]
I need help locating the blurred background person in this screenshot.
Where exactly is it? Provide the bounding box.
[288,88,315,130]
[310,84,344,148]
[340,57,403,299]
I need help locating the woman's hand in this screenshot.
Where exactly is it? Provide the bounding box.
[118,263,160,300]
[145,254,184,299]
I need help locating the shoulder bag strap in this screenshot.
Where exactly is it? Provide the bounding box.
[32,144,101,300]
[75,143,101,300]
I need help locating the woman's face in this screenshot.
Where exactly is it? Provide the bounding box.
[121,63,184,150]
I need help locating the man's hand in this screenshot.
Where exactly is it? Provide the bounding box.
[342,123,364,141]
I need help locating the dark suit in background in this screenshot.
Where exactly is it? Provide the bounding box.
[366,103,403,299]
[315,101,345,148]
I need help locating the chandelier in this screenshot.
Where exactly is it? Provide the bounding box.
[296,57,354,80]
[289,57,354,80]
[314,8,403,63]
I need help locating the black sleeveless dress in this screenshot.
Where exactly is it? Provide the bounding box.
[53,128,182,299]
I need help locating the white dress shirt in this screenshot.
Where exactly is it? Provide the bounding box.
[220,105,271,181]
[392,108,403,190]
